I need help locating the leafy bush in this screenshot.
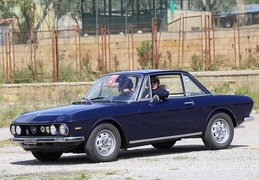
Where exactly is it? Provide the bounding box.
[191,54,204,71]
[136,41,152,69]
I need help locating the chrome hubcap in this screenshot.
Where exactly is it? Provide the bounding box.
[211,119,230,143]
[95,130,115,156]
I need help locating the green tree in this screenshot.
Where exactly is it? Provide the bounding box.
[17,0,34,31]
[34,0,82,32]
[0,0,16,18]
[0,0,82,32]
[193,0,237,12]
[243,0,259,4]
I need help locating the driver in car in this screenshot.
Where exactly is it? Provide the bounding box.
[150,76,169,100]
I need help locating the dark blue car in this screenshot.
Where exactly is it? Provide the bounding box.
[10,70,254,162]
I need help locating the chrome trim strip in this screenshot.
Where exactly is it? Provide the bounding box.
[244,116,254,121]
[10,136,84,143]
[129,132,202,144]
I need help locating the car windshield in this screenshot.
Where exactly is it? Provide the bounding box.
[84,74,143,102]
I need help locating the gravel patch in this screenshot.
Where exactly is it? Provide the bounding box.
[1,113,258,180]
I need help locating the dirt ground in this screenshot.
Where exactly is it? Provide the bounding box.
[0,112,258,180]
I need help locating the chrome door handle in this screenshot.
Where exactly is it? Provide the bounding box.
[184,101,194,105]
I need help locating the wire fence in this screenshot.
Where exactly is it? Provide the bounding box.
[0,12,259,84]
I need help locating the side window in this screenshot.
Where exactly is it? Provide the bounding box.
[159,75,184,97]
[183,75,206,96]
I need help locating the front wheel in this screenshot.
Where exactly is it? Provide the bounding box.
[85,123,121,163]
[202,113,234,150]
[31,151,63,161]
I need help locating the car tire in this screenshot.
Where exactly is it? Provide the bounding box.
[152,140,176,149]
[85,123,121,163]
[31,151,63,161]
[202,112,234,150]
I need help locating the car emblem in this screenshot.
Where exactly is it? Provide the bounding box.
[30,126,37,134]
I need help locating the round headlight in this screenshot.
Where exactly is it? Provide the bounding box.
[59,124,69,136]
[16,125,22,135]
[50,125,57,135]
[10,125,16,135]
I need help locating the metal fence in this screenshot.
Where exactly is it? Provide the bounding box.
[1,12,259,84]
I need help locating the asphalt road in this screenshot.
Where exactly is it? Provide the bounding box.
[0,112,258,180]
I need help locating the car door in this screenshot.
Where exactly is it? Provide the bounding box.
[137,74,197,141]
[138,96,196,140]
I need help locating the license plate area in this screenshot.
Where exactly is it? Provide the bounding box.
[24,139,37,145]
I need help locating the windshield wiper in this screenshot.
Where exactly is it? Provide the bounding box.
[81,97,93,104]
[90,96,112,103]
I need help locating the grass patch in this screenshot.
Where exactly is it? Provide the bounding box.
[173,155,195,160]
[13,171,92,180]
[105,170,118,175]
[0,139,16,148]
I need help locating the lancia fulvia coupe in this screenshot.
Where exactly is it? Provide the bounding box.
[10,70,254,162]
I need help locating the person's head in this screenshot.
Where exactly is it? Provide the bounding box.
[150,76,160,90]
[118,76,133,92]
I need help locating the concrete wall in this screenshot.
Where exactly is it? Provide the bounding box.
[6,25,259,74]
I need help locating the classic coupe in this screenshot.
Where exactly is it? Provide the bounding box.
[10,70,254,162]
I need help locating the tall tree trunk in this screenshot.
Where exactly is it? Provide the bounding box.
[33,1,54,32]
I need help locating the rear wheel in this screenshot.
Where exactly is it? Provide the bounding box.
[152,140,176,149]
[31,151,63,161]
[85,123,121,163]
[202,112,234,150]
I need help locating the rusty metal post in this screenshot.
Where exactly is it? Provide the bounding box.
[12,32,16,81]
[204,16,208,71]
[127,28,130,70]
[1,38,5,80]
[108,27,111,72]
[208,15,211,68]
[101,26,104,74]
[152,18,158,69]
[5,32,10,83]
[131,28,134,70]
[104,27,107,73]
[181,15,185,68]
[204,15,211,71]
[8,32,11,81]
[33,31,37,78]
[178,16,181,68]
[101,26,106,74]
[55,30,60,81]
[30,31,33,78]
[211,12,215,66]
[237,14,241,68]
[75,28,78,76]
[78,28,82,77]
[127,27,134,70]
[52,28,57,82]
[201,12,204,66]
[233,15,237,68]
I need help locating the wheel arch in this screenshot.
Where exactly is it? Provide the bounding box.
[91,119,128,149]
[207,109,237,127]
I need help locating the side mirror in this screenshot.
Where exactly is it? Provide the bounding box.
[151,95,160,102]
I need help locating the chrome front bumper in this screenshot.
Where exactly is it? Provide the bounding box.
[244,116,254,121]
[11,136,85,144]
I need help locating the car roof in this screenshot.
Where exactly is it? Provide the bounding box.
[106,69,190,76]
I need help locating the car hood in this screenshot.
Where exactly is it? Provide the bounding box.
[12,103,119,124]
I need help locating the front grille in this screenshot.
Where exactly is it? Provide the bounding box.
[19,125,52,136]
